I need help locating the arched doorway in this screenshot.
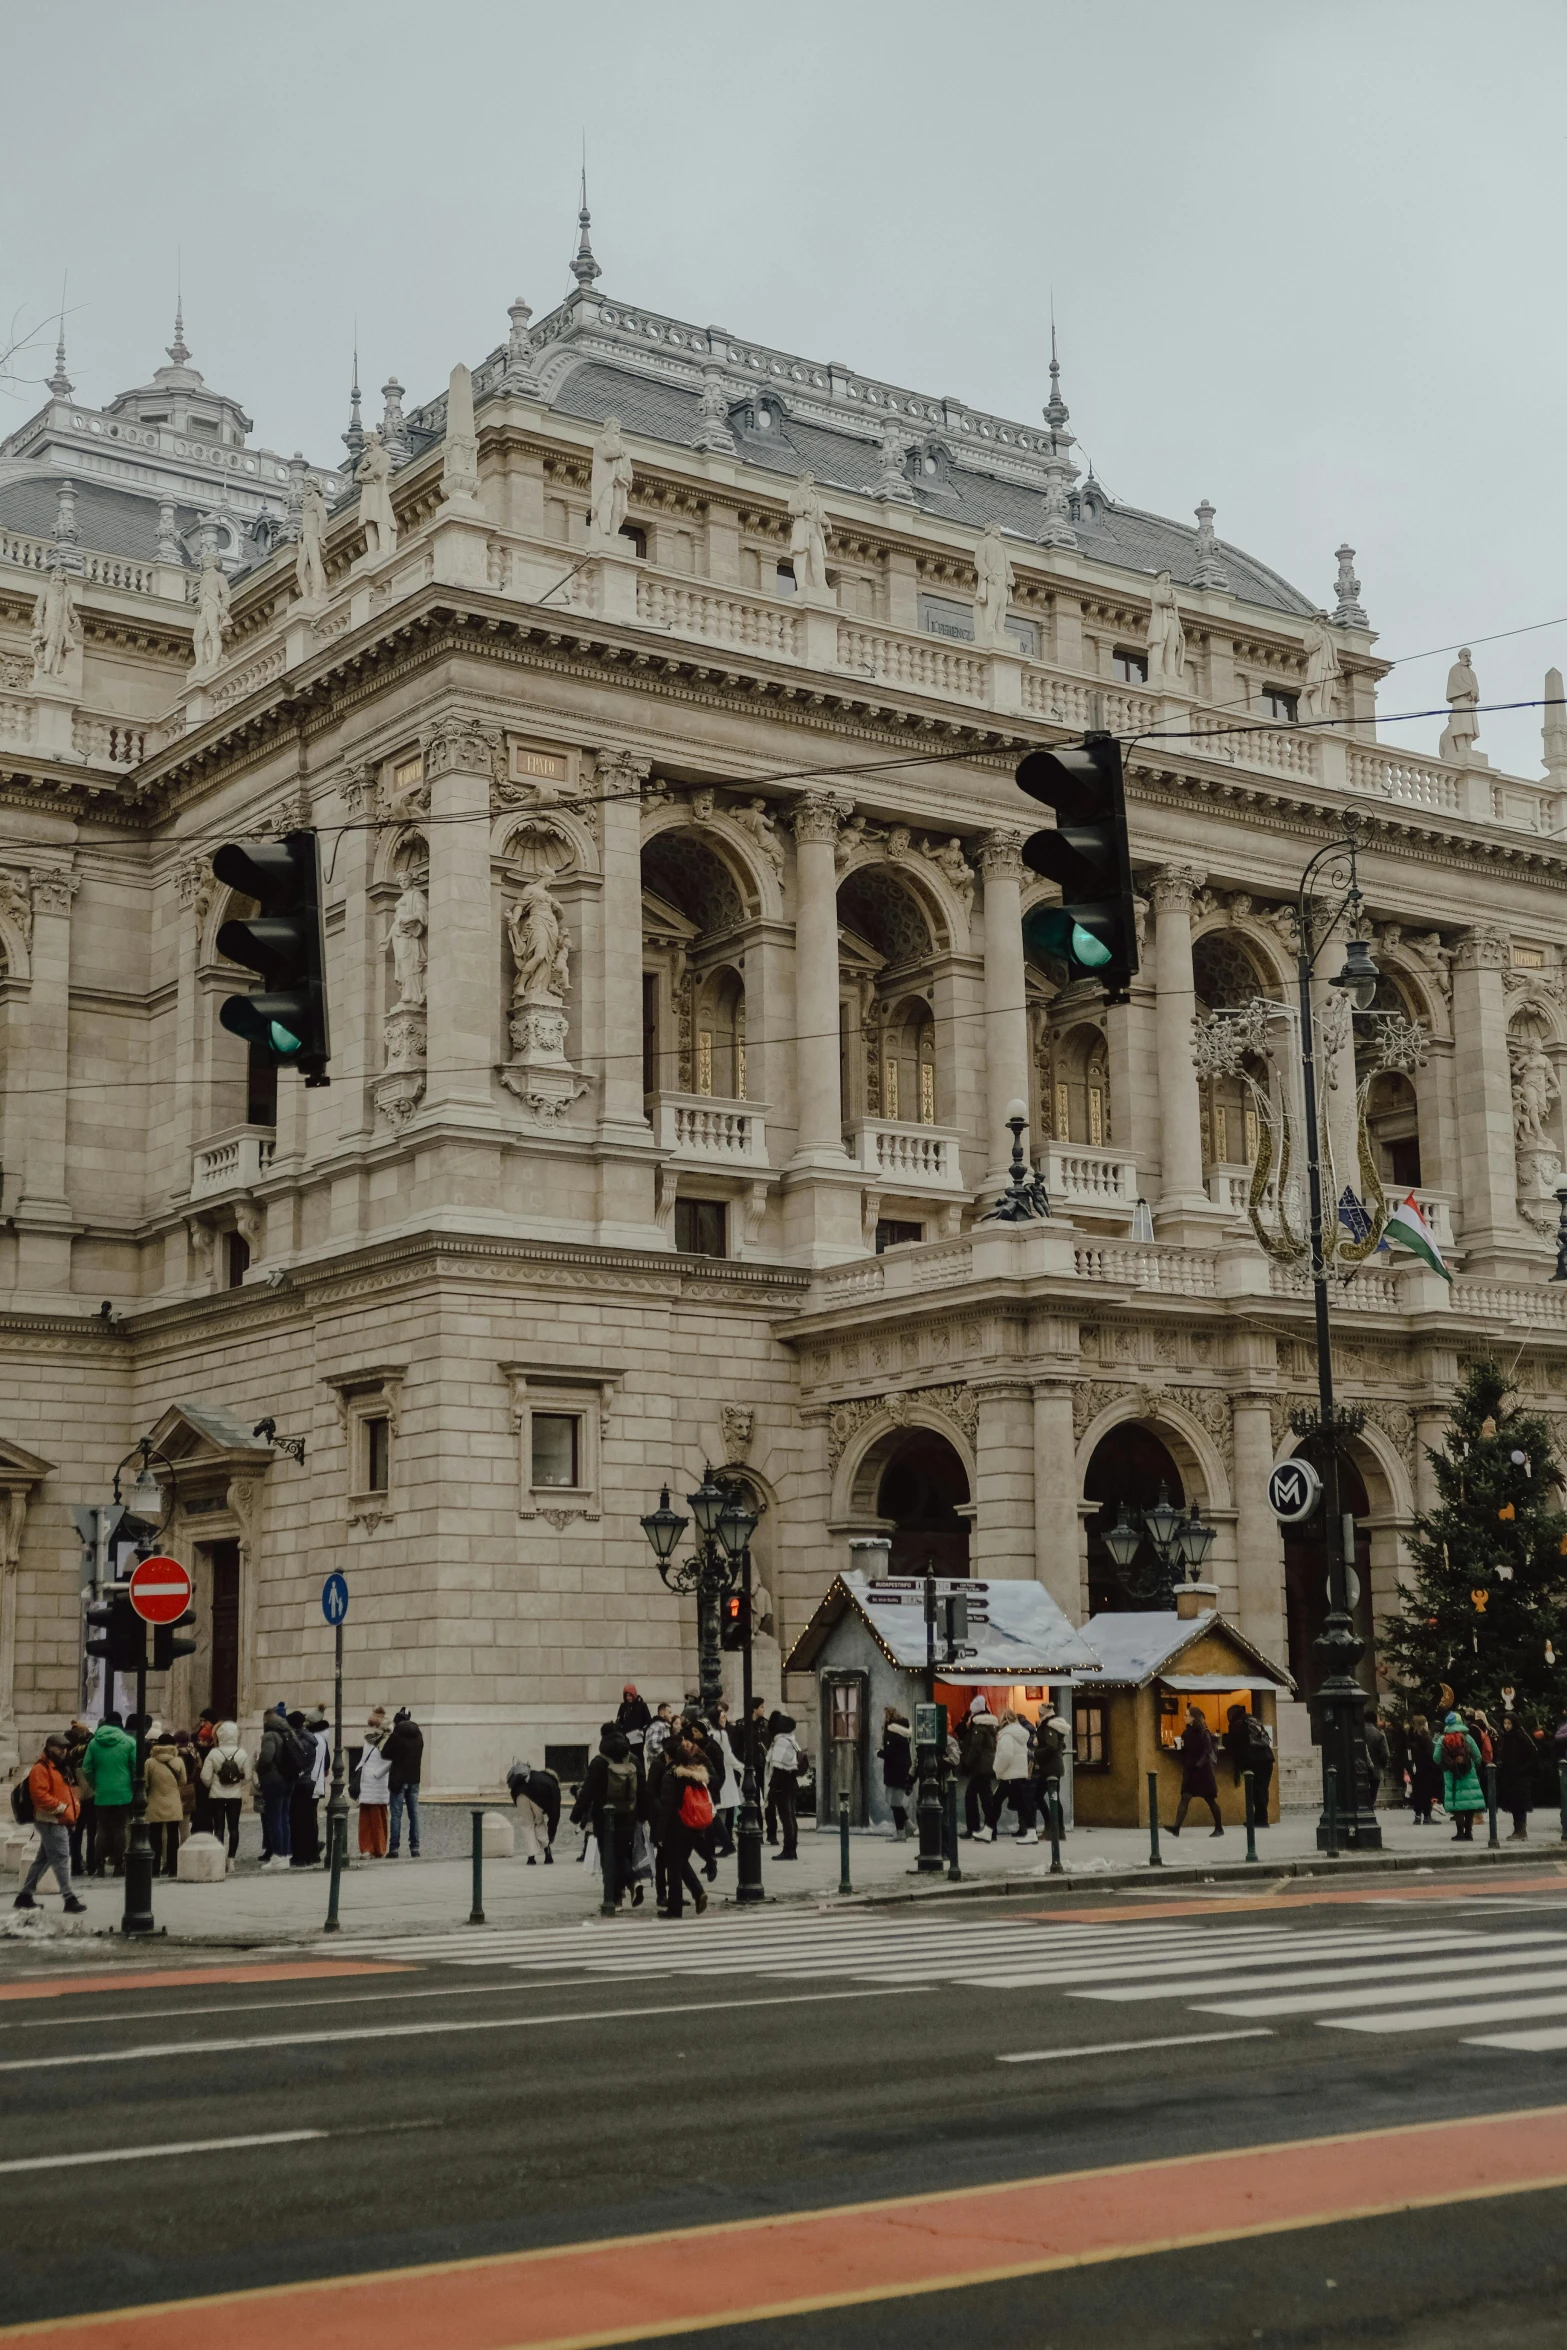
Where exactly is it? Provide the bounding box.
[874,1428,970,1577]
[1283,1443,1374,1697]
[1085,1423,1186,1615]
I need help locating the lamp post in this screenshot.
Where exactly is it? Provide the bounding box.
[640,1468,765,1902]
[1293,817,1383,1853]
[1101,1486,1217,1609]
[1551,1185,1567,1284]
[108,1435,178,1938]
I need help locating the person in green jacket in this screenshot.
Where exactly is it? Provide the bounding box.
[1434,1711,1485,1842]
[78,1713,137,1877]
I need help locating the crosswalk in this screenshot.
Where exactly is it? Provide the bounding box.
[320,1908,1567,2055]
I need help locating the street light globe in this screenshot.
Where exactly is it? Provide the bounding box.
[1333,936,1380,1013]
[715,1489,759,1563]
[126,1465,163,1519]
[686,1465,727,1540]
[1101,1504,1143,1572]
[1005,1098,1029,1125]
[640,1485,688,1563]
[1142,1485,1183,1558]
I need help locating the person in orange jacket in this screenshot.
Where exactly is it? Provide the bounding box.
[14,1736,87,1913]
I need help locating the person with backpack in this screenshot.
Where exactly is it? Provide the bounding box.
[506,1759,561,1863]
[1029,1701,1068,1843]
[12,1736,87,1914]
[142,1731,187,1877]
[1436,1711,1485,1840]
[384,1707,424,1860]
[256,1704,298,1868]
[1224,1705,1275,1825]
[63,1718,94,1876]
[79,1711,137,1877]
[571,1725,645,1914]
[656,1734,713,1918]
[877,1706,914,1839]
[764,1711,803,1860]
[982,1710,1034,1840]
[958,1698,998,1839]
[199,1723,250,1867]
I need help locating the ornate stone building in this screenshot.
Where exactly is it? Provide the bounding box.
[4,237,1567,1790]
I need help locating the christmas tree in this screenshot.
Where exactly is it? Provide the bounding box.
[1379,1357,1567,1727]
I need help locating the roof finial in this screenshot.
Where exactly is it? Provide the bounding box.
[48,273,71,399]
[571,161,601,290]
[1044,303,1070,438]
[343,334,365,465]
[168,253,190,368]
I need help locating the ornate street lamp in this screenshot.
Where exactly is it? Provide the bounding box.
[1101,1486,1216,1610]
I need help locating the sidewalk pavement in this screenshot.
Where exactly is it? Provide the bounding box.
[6,1804,1564,1948]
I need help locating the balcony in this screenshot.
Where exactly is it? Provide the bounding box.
[846,1119,966,1195]
[190,1126,276,1201]
[655,1093,768,1169]
[1044,1144,1139,1226]
[1206,1164,1455,1257]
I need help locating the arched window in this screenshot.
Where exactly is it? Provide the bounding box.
[1046,1021,1110,1146]
[694,966,746,1100]
[1193,931,1269,1171]
[881,995,936,1125]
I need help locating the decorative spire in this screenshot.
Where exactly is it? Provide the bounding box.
[1543,667,1567,783]
[1044,315,1070,438]
[48,278,71,399]
[167,292,190,369]
[51,477,84,575]
[1191,499,1231,591]
[379,376,410,466]
[570,167,601,290]
[1332,542,1368,628]
[506,294,536,387]
[342,342,365,465]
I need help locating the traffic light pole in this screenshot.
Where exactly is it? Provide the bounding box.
[324,1615,348,1931]
[121,1662,156,1936]
[735,1543,764,1905]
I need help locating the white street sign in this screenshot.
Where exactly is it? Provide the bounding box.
[1267,1457,1322,1524]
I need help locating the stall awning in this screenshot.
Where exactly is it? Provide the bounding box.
[1158,1672,1293,1695]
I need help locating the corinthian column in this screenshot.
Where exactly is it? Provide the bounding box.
[1451,923,1517,1273]
[1151,863,1211,1234]
[979,830,1030,1193]
[13,861,77,1292]
[594,746,652,1142]
[789,791,851,1165]
[420,715,501,1119]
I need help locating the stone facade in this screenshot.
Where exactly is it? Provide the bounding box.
[4,256,1567,1787]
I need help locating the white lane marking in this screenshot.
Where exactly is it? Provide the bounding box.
[1083,1935,1567,2005]
[0,1984,930,2073]
[1464,2025,1567,2051]
[1,1977,676,2032]
[1324,1991,1567,2034]
[0,2129,324,2176]
[997,2029,1274,2065]
[937,1932,1514,1995]
[1199,1963,1567,2019]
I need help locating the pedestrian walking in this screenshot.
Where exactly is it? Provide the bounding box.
[764,1711,802,1860]
[78,1711,136,1876]
[616,1684,653,1753]
[143,1731,186,1877]
[199,1722,250,1868]
[1408,1713,1442,1824]
[1496,1711,1538,1841]
[1435,1711,1485,1840]
[878,1706,913,1839]
[63,1718,94,1877]
[571,1725,644,1913]
[1363,1711,1389,1810]
[709,1701,740,1857]
[1169,1704,1224,1837]
[256,1705,296,1868]
[1224,1704,1275,1824]
[506,1759,561,1863]
[286,1711,321,1867]
[656,1735,713,1918]
[982,1710,1034,1840]
[12,1736,87,1913]
[1029,1700,1068,1842]
[356,1714,391,1856]
[959,1696,998,1838]
[644,1702,674,1764]
[385,1707,424,1859]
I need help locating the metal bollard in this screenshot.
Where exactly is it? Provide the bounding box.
[1047,1787,1064,1876]
[1560,1761,1567,1845]
[1486,1762,1500,1850]
[1243,1770,1258,1865]
[468,1807,486,1926]
[1147,1770,1163,1867]
[838,1790,853,1896]
[1325,1765,1340,1859]
[944,1778,962,1883]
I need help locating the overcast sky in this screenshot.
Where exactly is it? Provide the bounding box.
[6,0,1564,775]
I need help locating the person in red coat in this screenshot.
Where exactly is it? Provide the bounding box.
[1169,1705,1224,1838]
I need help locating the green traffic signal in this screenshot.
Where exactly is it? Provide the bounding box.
[1014,733,1138,1001]
[211,832,331,1085]
[1023,905,1113,971]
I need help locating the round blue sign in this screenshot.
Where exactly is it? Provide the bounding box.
[321,1571,349,1625]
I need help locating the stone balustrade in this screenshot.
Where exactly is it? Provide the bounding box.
[845,1118,966,1192]
[1045,1143,1138,1220]
[190,1127,276,1200]
[655,1093,768,1167]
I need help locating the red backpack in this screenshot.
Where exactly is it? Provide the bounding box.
[679,1780,715,1831]
[1441,1730,1469,1773]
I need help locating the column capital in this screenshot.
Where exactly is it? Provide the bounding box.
[978,828,1026,882]
[1150,862,1207,913]
[593,744,653,792]
[791,789,854,845]
[420,712,503,783]
[21,865,77,921]
[1453,922,1510,973]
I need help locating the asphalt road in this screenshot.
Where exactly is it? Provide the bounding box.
[5,1876,1567,2347]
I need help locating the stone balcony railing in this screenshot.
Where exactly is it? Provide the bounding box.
[190,1126,276,1201]
[654,1092,768,1168]
[845,1118,967,1194]
[1045,1143,1139,1223]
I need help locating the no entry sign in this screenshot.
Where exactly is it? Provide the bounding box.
[128,1554,192,1624]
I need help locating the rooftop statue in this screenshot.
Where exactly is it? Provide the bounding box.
[1440,647,1481,763]
[973,523,1015,647]
[190,551,232,678]
[788,472,831,603]
[1146,570,1186,689]
[30,565,81,683]
[355,430,398,562]
[589,416,634,545]
[1300,613,1340,723]
[295,477,328,602]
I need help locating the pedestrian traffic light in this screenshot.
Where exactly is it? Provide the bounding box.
[152,1607,198,1674]
[720,1589,750,1651]
[84,1589,146,1676]
[211,830,331,1085]
[1016,732,1138,1003]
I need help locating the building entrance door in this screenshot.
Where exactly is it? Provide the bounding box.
[822,1670,867,1825]
[207,1539,240,1720]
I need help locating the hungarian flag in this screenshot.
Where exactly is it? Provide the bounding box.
[1382,1192,1451,1282]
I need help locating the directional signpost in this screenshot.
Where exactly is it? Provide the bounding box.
[1267,1458,1322,1526]
[322,1572,350,1931]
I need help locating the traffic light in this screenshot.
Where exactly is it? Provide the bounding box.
[1016,732,1138,1003]
[85,1589,145,1676]
[212,830,331,1085]
[152,1608,198,1673]
[720,1589,750,1652]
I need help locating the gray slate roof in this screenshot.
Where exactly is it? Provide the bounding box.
[0,472,199,563]
[786,1571,1102,1676]
[1078,1609,1293,1690]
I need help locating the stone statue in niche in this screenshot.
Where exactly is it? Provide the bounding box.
[972,523,1014,647]
[1440,647,1482,764]
[589,415,634,544]
[507,877,570,1006]
[1145,570,1186,688]
[355,431,398,562]
[190,553,232,677]
[30,565,81,682]
[388,880,428,1009]
[1300,613,1340,723]
[295,478,328,603]
[1511,1032,1558,1149]
[787,472,831,602]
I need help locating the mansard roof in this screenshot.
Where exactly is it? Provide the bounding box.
[0,468,201,562]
